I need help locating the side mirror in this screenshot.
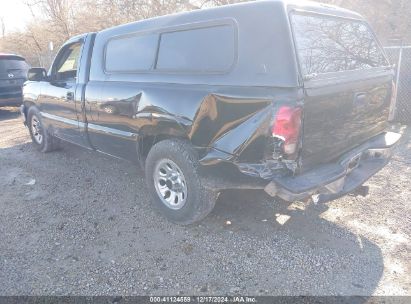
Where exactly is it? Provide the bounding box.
[27,67,47,81]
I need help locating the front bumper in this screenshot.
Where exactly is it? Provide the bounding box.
[264,132,402,202]
[0,96,23,107]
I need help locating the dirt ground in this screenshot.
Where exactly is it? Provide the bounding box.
[0,106,410,296]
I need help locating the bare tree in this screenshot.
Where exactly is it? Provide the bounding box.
[25,0,75,39]
[317,0,411,44]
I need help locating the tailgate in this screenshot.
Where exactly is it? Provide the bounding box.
[290,13,393,171]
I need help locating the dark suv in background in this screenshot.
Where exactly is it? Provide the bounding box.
[0,54,29,107]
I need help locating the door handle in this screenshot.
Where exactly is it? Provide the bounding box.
[66,91,74,101]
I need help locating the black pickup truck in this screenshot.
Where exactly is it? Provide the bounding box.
[21,0,401,224]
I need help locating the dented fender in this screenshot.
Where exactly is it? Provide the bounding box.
[83,82,301,174]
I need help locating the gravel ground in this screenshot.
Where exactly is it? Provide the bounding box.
[0,107,410,296]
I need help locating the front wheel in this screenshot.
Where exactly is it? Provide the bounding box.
[27,107,60,153]
[145,139,217,225]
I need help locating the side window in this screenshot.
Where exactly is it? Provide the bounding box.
[105,34,159,72]
[156,25,235,72]
[291,14,388,76]
[52,42,83,82]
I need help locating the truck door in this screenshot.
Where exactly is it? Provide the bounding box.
[84,82,141,161]
[38,37,87,146]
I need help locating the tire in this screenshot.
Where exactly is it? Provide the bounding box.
[27,106,60,153]
[145,139,217,225]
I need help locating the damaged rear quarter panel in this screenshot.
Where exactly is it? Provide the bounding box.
[136,86,286,159]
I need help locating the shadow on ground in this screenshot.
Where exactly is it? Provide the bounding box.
[205,189,384,294]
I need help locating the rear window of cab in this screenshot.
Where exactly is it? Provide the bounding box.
[290,13,388,77]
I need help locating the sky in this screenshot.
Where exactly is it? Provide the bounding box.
[0,0,36,32]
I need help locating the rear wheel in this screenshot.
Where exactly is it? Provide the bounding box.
[27,107,60,152]
[145,139,217,225]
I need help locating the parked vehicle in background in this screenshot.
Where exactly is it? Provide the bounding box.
[21,0,401,225]
[0,54,29,107]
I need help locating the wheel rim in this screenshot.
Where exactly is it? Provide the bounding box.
[153,159,187,210]
[31,115,43,144]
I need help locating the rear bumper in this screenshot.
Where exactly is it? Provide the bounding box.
[264,132,402,202]
[0,88,23,106]
[0,96,22,107]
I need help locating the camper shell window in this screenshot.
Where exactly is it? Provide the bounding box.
[156,25,235,73]
[290,13,388,76]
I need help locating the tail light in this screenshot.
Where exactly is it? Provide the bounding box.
[272,106,302,156]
